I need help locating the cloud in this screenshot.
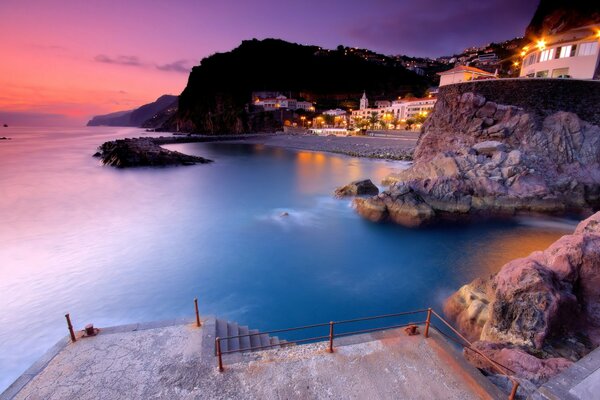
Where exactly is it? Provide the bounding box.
[155,59,193,73]
[347,0,538,57]
[94,54,144,67]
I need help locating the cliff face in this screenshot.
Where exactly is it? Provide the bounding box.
[87,95,177,128]
[525,0,600,38]
[354,80,600,227]
[170,38,429,134]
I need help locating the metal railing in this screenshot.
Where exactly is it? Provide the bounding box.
[214,307,520,400]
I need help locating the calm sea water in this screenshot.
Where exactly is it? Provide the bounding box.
[0,127,577,391]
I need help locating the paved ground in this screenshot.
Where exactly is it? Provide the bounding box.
[4,318,502,400]
[532,346,600,400]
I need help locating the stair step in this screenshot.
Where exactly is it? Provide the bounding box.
[259,333,270,349]
[270,336,280,347]
[249,329,261,349]
[227,322,240,352]
[216,319,228,353]
[239,326,251,351]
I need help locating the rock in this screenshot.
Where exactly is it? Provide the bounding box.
[96,138,213,168]
[445,211,600,383]
[280,212,289,217]
[472,141,507,156]
[356,90,600,228]
[465,342,573,385]
[334,179,379,198]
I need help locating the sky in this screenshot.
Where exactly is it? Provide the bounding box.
[0,0,539,126]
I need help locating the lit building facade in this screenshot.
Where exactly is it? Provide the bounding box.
[437,65,497,86]
[351,94,436,121]
[519,25,600,79]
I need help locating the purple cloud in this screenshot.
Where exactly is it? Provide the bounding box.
[156,59,193,73]
[94,54,144,67]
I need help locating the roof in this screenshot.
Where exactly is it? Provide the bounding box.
[437,65,496,76]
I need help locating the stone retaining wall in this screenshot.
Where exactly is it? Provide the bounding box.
[438,79,600,126]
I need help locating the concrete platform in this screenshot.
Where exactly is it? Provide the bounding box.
[2,318,503,400]
[531,346,600,400]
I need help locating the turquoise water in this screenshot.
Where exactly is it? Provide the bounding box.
[0,127,577,391]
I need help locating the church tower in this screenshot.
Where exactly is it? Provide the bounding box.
[360,91,368,110]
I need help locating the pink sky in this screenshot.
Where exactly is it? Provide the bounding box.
[0,0,537,126]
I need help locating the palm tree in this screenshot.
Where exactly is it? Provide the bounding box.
[368,112,379,130]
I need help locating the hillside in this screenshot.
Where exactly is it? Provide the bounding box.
[525,0,600,38]
[87,95,177,127]
[167,38,431,134]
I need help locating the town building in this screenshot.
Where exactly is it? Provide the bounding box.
[296,101,315,111]
[351,93,436,122]
[519,24,600,79]
[437,65,497,86]
[323,108,347,116]
[253,95,311,111]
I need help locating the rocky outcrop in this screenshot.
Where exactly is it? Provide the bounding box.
[334,179,379,198]
[354,86,600,227]
[95,138,212,167]
[444,211,600,383]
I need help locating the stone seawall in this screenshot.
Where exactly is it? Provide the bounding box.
[438,79,600,126]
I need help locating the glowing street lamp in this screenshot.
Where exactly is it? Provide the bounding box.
[536,39,546,50]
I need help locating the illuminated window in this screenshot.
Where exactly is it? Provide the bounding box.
[579,42,598,56]
[540,48,555,62]
[559,45,572,58]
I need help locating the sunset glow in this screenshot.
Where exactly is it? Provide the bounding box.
[0,0,537,126]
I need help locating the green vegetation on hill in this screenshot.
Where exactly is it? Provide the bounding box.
[170,38,431,134]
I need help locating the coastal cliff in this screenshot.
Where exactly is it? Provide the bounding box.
[444,211,600,384]
[87,95,177,128]
[354,80,600,227]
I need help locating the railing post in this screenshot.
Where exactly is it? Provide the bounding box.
[216,338,224,372]
[328,321,334,353]
[508,380,519,400]
[424,308,432,338]
[194,298,201,327]
[65,313,76,343]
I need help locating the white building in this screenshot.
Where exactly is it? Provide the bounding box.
[296,101,315,111]
[323,108,347,116]
[351,93,436,122]
[519,24,600,79]
[254,95,311,111]
[437,65,497,86]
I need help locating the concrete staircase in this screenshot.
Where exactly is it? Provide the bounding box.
[215,318,289,354]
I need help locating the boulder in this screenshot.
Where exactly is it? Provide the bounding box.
[334,179,379,198]
[445,211,600,383]
[472,141,507,156]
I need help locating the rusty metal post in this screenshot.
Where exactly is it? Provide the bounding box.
[424,308,432,338]
[328,321,334,353]
[65,313,76,343]
[216,338,224,372]
[194,298,201,327]
[508,380,519,400]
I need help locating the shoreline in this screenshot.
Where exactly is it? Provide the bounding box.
[180,132,418,161]
[95,132,419,167]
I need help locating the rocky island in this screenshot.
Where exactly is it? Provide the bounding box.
[94,137,212,167]
[353,79,600,227]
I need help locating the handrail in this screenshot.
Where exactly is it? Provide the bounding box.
[213,307,520,400]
